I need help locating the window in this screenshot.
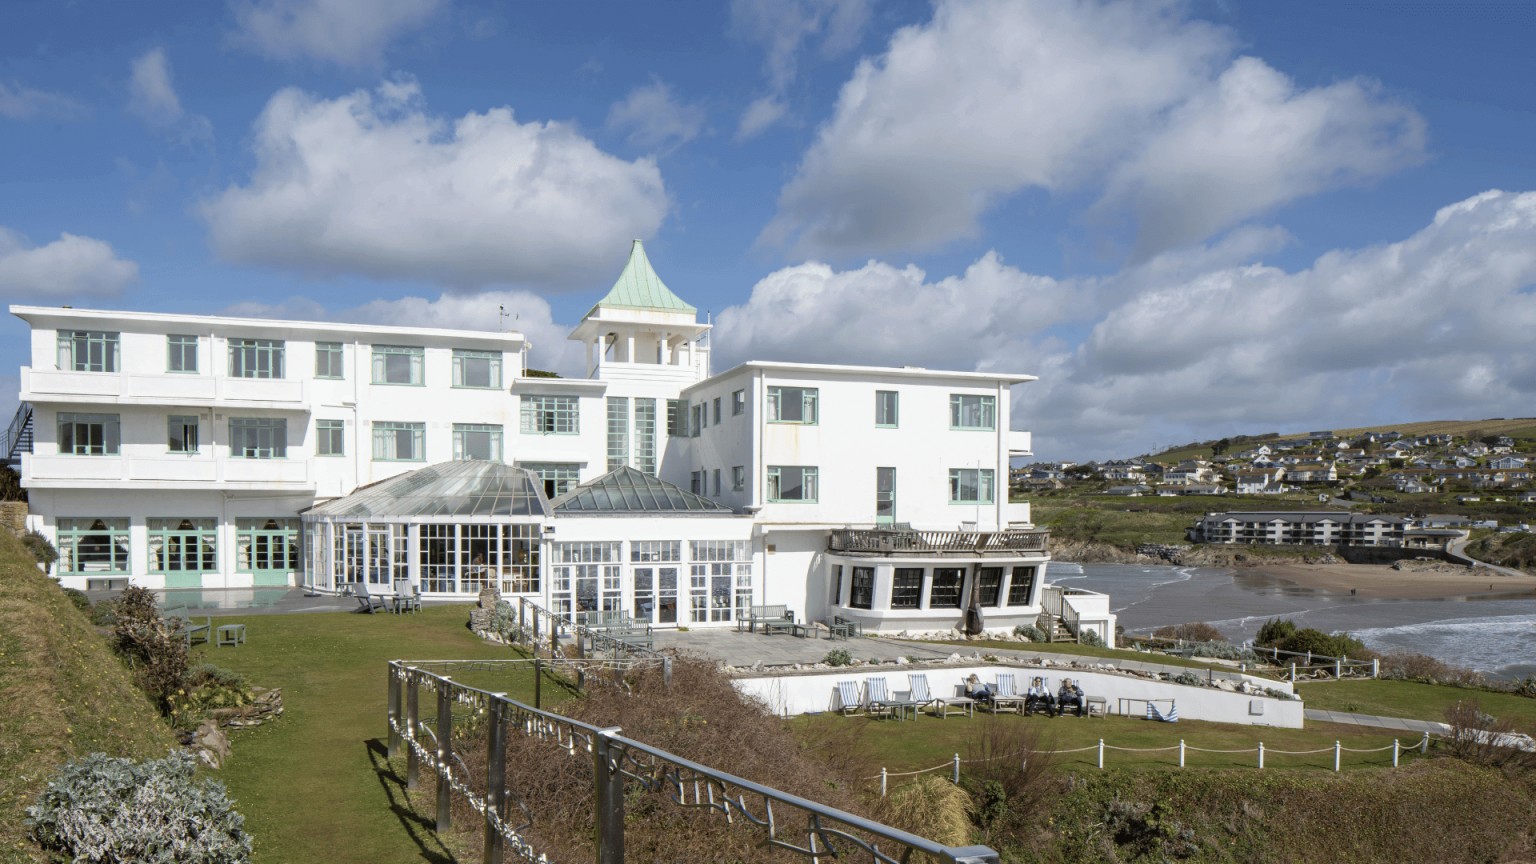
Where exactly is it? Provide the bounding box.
[712,468,721,497]
[1007,566,1037,606]
[373,421,424,461]
[518,462,581,499]
[229,339,285,378]
[236,518,300,574]
[167,335,198,373]
[767,386,817,424]
[453,423,502,461]
[731,389,745,416]
[631,541,681,562]
[849,566,874,610]
[520,395,579,434]
[58,518,130,575]
[949,468,995,504]
[58,413,120,455]
[929,568,965,608]
[690,404,702,436]
[892,567,923,609]
[633,399,657,475]
[315,342,344,379]
[230,418,287,458]
[875,390,899,427]
[732,465,745,491]
[950,394,995,429]
[667,399,686,437]
[690,471,702,495]
[453,349,501,388]
[977,567,1004,607]
[830,565,843,604]
[57,331,119,372]
[607,397,629,471]
[767,465,818,502]
[316,419,345,456]
[148,518,218,574]
[688,540,751,624]
[372,345,424,385]
[712,397,721,425]
[167,415,199,453]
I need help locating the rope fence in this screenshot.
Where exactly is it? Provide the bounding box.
[869,733,1435,795]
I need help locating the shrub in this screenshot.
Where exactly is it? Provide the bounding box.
[1185,642,1260,663]
[90,597,120,627]
[112,587,189,712]
[1254,617,1296,647]
[1078,630,1104,647]
[822,648,853,667]
[27,750,252,863]
[962,714,1057,840]
[61,586,91,612]
[876,775,972,848]
[1012,624,1045,642]
[1275,627,1367,660]
[22,529,57,572]
[1152,621,1226,642]
[1442,700,1536,775]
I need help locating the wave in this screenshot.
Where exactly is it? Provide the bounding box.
[1350,613,1536,675]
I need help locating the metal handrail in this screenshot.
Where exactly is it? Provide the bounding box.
[508,598,665,662]
[828,528,1049,554]
[387,660,1000,864]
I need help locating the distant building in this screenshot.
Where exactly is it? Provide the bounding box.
[1190,511,1411,547]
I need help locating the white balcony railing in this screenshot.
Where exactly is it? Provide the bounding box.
[1007,430,1032,454]
[22,367,307,407]
[24,453,311,487]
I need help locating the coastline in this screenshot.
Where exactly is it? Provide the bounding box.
[1239,561,1536,602]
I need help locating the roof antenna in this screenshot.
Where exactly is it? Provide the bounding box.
[498,304,511,331]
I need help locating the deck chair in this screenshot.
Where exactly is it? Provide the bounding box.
[990,672,1026,713]
[910,673,972,719]
[835,680,862,715]
[355,580,388,613]
[392,580,420,613]
[863,677,897,719]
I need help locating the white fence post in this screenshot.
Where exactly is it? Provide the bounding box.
[952,753,960,785]
[1420,732,1429,754]
[1334,740,1341,772]
[1258,741,1264,769]
[1373,658,1380,678]
[1097,739,1104,769]
[1290,663,1296,682]
[880,768,888,798]
[1179,740,1185,768]
[1393,739,1400,767]
[1335,659,1342,678]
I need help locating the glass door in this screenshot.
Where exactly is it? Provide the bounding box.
[657,567,678,624]
[876,467,896,525]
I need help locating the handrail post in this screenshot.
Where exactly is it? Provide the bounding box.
[484,694,508,864]
[436,678,453,832]
[406,667,420,789]
[519,597,526,635]
[387,662,401,758]
[594,728,626,864]
[534,657,542,710]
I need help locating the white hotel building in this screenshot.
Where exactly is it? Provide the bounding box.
[6,242,1114,640]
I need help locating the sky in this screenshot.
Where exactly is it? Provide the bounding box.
[2,0,1535,461]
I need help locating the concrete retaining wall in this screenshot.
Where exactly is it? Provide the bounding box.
[0,501,26,535]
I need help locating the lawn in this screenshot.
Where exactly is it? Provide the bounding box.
[190,605,565,864]
[1296,679,1536,728]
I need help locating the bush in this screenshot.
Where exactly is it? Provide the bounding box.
[90,597,120,627]
[61,587,91,612]
[822,648,852,667]
[1012,624,1045,642]
[22,529,57,572]
[1442,700,1536,775]
[1184,642,1260,663]
[112,587,189,712]
[1276,627,1367,660]
[876,775,972,848]
[1152,621,1226,642]
[1255,617,1297,647]
[962,714,1057,841]
[169,665,256,731]
[1171,672,1205,687]
[1078,630,1104,647]
[27,750,251,863]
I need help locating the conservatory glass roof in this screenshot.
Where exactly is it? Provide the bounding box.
[552,466,733,514]
[306,461,552,520]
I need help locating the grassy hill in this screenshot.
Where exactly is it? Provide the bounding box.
[0,530,177,863]
[1147,417,1536,463]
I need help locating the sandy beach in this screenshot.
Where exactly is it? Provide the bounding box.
[1250,561,1536,601]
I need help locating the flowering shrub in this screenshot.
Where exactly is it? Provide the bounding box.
[27,751,251,863]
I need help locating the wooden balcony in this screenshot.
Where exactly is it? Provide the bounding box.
[828,528,1049,556]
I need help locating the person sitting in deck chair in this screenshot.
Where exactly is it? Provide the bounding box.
[1025,676,1057,716]
[1057,678,1086,717]
[965,673,994,706]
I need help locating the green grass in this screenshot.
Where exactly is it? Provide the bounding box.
[0,531,177,863]
[190,605,566,864]
[1296,679,1536,728]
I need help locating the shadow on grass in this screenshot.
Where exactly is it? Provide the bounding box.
[365,738,457,864]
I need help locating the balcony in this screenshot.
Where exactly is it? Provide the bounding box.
[21,368,307,408]
[23,453,313,489]
[1007,430,1032,455]
[828,527,1049,556]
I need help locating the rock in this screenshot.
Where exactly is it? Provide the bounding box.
[478,585,502,609]
[896,656,910,665]
[194,721,231,769]
[1216,679,1237,692]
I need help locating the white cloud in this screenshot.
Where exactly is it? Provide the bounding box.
[721,190,1536,459]
[223,289,585,375]
[0,81,85,120]
[201,79,669,289]
[730,0,870,139]
[0,228,138,298]
[765,0,1423,260]
[127,48,213,145]
[231,0,446,68]
[607,80,705,153]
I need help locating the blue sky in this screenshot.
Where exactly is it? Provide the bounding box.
[3,0,1535,459]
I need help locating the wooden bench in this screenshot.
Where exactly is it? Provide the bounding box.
[744,604,794,634]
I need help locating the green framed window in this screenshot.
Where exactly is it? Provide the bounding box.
[519,462,580,498]
[948,468,995,504]
[316,419,345,456]
[147,517,218,574]
[168,415,199,453]
[767,465,818,502]
[452,349,501,388]
[732,465,745,491]
[315,342,344,379]
[633,398,657,474]
[229,339,285,379]
[57,518,130,575]
[236,518,300,574]
[58,413,120,455]
[520,395,579,434]
[607,397,629,470]
[373,421,425,461]
[57,331,119,372]
[950,394,995,430]
[875,390,899,427]
[453,423,502,461]
[230,417,287,458]
[372,345,424,385]
[767,386,817,424]
[167,335,198,373]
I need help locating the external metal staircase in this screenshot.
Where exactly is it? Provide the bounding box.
[3,403,33,466]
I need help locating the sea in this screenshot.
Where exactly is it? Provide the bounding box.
[1052,562,1536,681]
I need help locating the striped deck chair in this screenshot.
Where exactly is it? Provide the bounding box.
[863,677,896,719]
[1147,701,1179,722]
[835,680,862,715]
[990,672,1026,713]
[910,673,971,719]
